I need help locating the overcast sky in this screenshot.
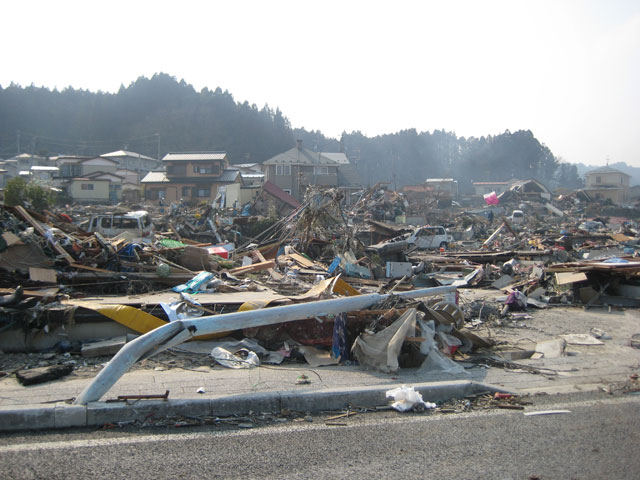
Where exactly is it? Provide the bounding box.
[2,0,639,166]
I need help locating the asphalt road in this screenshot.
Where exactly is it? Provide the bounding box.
[1,392,639,479]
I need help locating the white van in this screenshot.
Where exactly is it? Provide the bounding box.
[511,210,525,225]
[87,211,154,239]
[407,226,453,250]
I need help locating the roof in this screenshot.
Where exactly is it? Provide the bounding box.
[141,171,169,183]
[162,152,227,162]
[320,152,349,165]
[234,163,259,169]
[586,166,631,177]
[508,178,551,194]
[79,156,119,165]
[263,147,339,166]
[102,150,157,161]
[426,178,455,183]
[473,181,509,185]
[30,166,59,171]
[69,177,109,182]
[262,181,301,208]
[337,163,361,187]
[218,169,242,183]
[241,173,265,179]
[85,171,125,181]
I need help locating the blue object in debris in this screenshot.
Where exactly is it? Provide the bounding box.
[327,256,341,274]
[603,257,629,264]
[173,271,215,294]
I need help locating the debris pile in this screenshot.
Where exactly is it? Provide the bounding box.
[2,180,640,393]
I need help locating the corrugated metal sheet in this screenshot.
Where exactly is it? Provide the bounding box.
[218,169,241,183]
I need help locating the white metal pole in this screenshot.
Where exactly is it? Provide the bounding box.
[75,286,456,404]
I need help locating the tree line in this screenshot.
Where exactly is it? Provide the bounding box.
[0,73,583,193]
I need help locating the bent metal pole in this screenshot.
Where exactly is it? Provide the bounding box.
[75,286,456,405]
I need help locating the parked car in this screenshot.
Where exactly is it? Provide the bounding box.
[87,210,154,239]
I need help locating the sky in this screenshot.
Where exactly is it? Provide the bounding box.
[2,0,640,166]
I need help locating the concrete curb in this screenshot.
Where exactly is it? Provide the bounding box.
[0,380,513,432]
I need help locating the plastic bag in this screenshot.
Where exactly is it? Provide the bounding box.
[386,385,436,412]
[211,347,260,369]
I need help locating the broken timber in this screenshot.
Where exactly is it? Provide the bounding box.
[74,285,456,405]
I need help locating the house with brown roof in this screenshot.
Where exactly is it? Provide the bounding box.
[141,151,242,204]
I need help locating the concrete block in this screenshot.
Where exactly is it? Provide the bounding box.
[0,404,55,431]
[54,403,87,428]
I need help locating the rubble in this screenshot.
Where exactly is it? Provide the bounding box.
[1,180,640,399]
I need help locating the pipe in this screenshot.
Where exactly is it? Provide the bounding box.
[75,286,456,404]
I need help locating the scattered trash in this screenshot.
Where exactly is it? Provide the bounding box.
[386,385,436,412]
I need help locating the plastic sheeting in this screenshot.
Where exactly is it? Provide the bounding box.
[351,308,417,373]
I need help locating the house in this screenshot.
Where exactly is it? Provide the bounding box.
[85,171,125,203]
[426,178,458,197]
[141,151,243,204]
[65,178,110,203]
[234,163,265,186]
[10,153,49,171]
[583,166,631,204]
[53,156,119,180]
[500,178,551,201]
[262,141,360,202]
[115,169,140,186]
[0,159,18,178]
[0,169,8,188]
[253,181,302,216]
[28,166,60,183]
[101,150,161,174]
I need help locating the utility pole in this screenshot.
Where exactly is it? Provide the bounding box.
[156,133,161,161]
[16,130,21,155]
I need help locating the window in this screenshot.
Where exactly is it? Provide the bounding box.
[100,217,112,228]
[196,188,211,198]
[81,183,94,190]
[167,164,186,175]
[313,166,328,175]
[276,165,291,176]
[193,164,220,174]
[119,218,139,229]
[596,176,601,184]
[182,186,192,197]
[283,189,292,195]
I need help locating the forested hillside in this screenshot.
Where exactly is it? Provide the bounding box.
[0,73,583,193]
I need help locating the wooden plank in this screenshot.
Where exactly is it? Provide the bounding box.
[14,205,75,264]
[227,260,275,275]
[252,249,284,281]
